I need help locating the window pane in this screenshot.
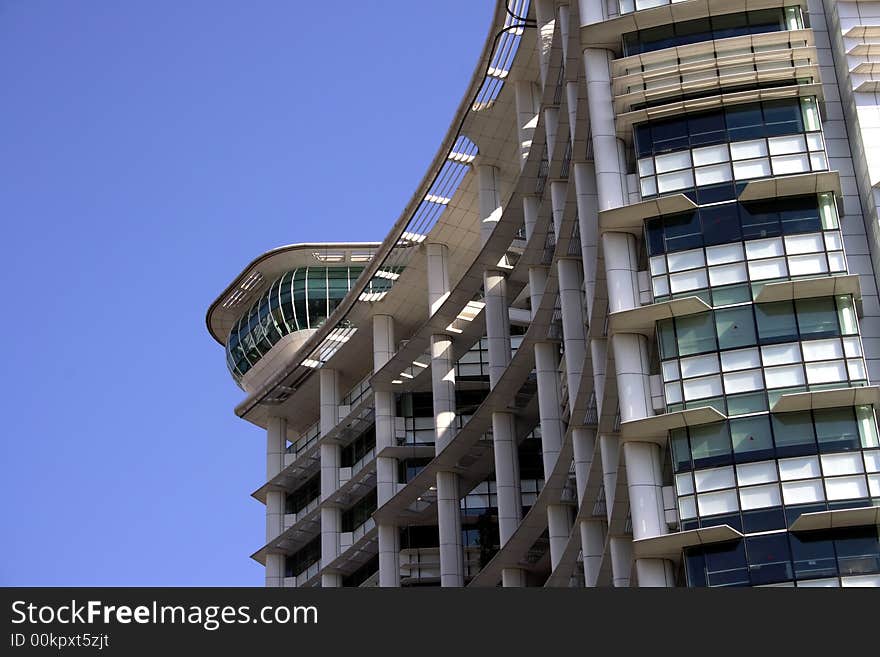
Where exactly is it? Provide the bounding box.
[756,302,798,344]
[701,203,741,246]
[651,117,689,154]
[814,407,860,452]
[835,527,880,576]
[762,99,803,137]
[796,297,839,339]
[646,217,665,256]
[772,411,815,456]
[658,318,678,359]
[663,211,702,253]
[746,534,792,585]
[726,104,765,142]
[730,415,774,460]
[690,422,732,468]
[790,532,837,580]
[676,313,717,356]
[780,196,821,235]
[704,542,749,587]
[715,306,757,350]
[671,428,692,471]
[740,201,781,240]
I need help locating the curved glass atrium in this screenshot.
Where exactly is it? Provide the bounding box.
[226,266,391,381]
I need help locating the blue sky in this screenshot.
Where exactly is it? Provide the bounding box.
[0,0,492,586]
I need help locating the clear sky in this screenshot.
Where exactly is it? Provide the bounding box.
[0,0,493,586]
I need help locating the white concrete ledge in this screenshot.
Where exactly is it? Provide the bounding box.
[632,524,744,560]
[754,274,861,303]
[608,296,712,335]
[619,406,727,444]
[598,194,697,235]
[770,386,880,413]
[739,170,841,201]
[789,505,880,532]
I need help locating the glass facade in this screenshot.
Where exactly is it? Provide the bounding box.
[226,266,393,381]
[684,526,880,587]
[635,98,825,202]
[622,7,803,56]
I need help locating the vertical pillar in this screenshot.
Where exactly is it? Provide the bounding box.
[624,441,674,587]
[266,491,284,543]
[583,48,626,212]
[373,314,400,587]
[427,243,464,586]
[477,165,503,245]
[485,272,522,556]
[609,536,633,587]
[544,106,560,162]
[479,169,525,585]
[574,162,599,320]
[265,417,286,587]
[266,416,286,480]
[319,368,341,588]
[265,553,284,588]
[535,0,556,88]
[581,519,605,587]
[515,81,541,170]
[535,341,573,569]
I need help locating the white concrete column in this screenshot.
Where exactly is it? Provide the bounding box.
[430,335,457,453]
[612,333,652,424]
[572,427,597,582]
[603,232,640,314]
[590,337,607,419]
[427,242,450,316]
[599,433,619,523]
[523,195,540,243]
[557,257,587,403]
[426,243,463,586]
[373,314,400,587]
[266,490,284,543]
[566,81,579,149]
[266,416,286,480]
[535,0,556,88]
[574,162,599,319]
[478,162,526,585]
[609,535,633,587]
[548,503,572,570]
[319,368,341,588]
[558,4,570,62]
[377,524,400,588]
[478,165,503,245]
[534,341,572,568]
[265,553,284,588]
[515,81,541,170]
[625,441,674,587]
[484,271,511,388]
[581,519,606,587]
[528,266,548,321]
[265,416,287,587]
[544,107,560,162]
[550,180,567,239]
[437,470,464,586]
[583,48,627,211]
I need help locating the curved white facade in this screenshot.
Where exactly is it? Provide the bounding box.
[208,0,880,587]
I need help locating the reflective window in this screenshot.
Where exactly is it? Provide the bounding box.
[622,7,801,56]
[684,526,880,587]
[225,265,397,381]
[645,195,834,257]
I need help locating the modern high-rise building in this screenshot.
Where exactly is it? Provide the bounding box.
[207,0,880,587]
